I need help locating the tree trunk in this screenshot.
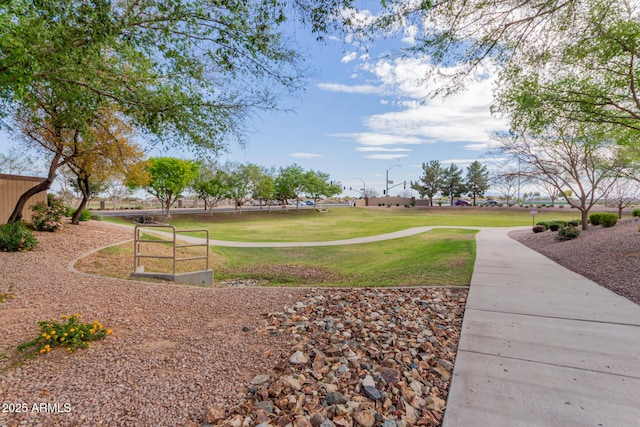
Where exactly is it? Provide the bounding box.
[71,176,90,224]
[581,209,589,230]
[7,152,63,223]
[618,206,623,219]
[165,200,172,218]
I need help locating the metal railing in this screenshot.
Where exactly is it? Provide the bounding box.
[133,224,209,275]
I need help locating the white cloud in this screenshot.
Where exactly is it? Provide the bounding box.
[464,143,490,151]
[402,25,418,45]
[289,152,324,159]
[355,146,411,152]
[341,52,358,63]
[332,132,424,146]
[441,158,478,167]
[365,154,410,160]
[317,82,383,95]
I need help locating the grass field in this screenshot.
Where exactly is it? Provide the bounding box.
[87,207,582,287]
[104,206,582,242]
[76,228,477,287]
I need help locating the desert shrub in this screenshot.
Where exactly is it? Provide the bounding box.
[64,206,74,217]
[633,208,640,217]
[556,225,581,241]
[549,223,561,231]
[589,212,603,225]
[31,194,66,232]
[535,221,549,230]
[589,212,616,227]
[18,314,112,355]
[0,222,38,252]
[532,225,546,233]
[599,213,618,228]
[70,209,92,222]
[567,219,582,227]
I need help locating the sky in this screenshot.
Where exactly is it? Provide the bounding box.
[0,8,508,198]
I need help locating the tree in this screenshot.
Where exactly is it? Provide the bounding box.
[64,109,144,224]
[252,168,276,210]
[274,164,305,210]
[127,157,199,218]
[224,163,261,213]
[0,0,323,222]
[303,170,341,207]
[101,177,133,210]
[465,161,489,205]
[440,163,466,206]
[192,162,230,215]
[0,147,38,175]
[493,122,633,229]
[604,178,640,219]
[412,160,443,206]
[490,173,518,207]
[536,180,561,207]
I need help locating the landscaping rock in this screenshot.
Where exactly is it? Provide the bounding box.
[209,288,467,427]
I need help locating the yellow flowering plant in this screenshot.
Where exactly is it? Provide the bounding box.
[18,314,112,354]
[0,285,15,303]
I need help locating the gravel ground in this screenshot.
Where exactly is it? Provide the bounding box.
[0,221,467,427]
[510,217,640,305]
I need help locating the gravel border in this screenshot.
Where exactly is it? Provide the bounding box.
[509,217,640,305]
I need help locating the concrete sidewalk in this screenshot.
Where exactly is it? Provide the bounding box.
[443,228,640,427]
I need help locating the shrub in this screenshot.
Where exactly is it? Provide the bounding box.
[633,208,640,218]
[31,194,66,232]
[396,203,400,207]
[90,214,103,221]
[600,213,618,228]
[567,219,582,227]
[18,314,112,355]
[589,212,603,225]
[558,205,564,208]
[549,223,561,231]
[0,222,38,252]
[64,206,74,217]
[556,225,581,241]
[535,221,549,230]
[71,209,92,222]
[532,225,546,233]
[589,212,617,227]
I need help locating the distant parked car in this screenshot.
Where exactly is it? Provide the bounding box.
[305,200,315,206]
[483,200,502,207]
[454,200,470,206]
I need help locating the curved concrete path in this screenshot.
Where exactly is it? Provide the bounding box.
[442,227,640,427]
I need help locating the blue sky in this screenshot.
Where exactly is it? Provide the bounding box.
[0,9,507,197]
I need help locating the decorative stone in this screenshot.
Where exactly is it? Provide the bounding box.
[250,374,271,385]
[290,350,309,365]
[352,410,376,427]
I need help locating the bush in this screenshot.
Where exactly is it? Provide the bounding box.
[567,219,582,227]
[71,209,92,222]
[31,194,66,232]
[532,225,546,233]
[589,212,617,227]
[549,223,561,231]
[556,225,581,241]
[18,314,112,355]
[633,208,640,217]
[64,206,74,217]
[535,221,549,230]
[600,213,618,228]
[0,222,38,252]
[90,214,103,221]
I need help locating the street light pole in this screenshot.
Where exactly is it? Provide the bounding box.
[354,177,366,197]
[386,164,401,197]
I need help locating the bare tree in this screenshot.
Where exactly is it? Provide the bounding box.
[604,178,640,219]
[536,180,561,207]
[493,123,632,229]
[490,172,518,206]
[102,178,133,210]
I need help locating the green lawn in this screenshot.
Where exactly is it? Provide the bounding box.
[104,206,581,242]
[211,228,477,287]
